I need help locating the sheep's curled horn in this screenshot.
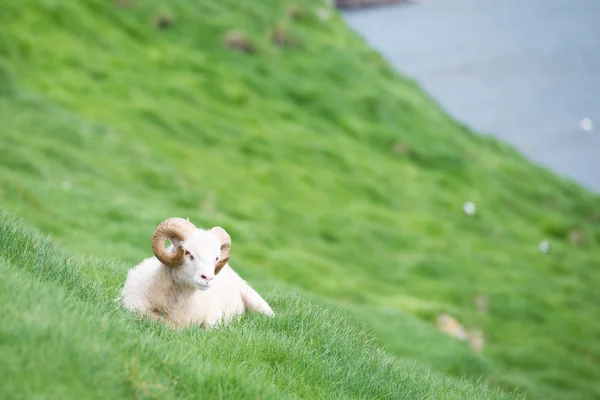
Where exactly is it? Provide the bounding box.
[152,218,197,267]
[210,226,231,274]
[151,217,232,273]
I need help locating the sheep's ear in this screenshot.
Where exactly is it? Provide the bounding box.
[215,255,230,275]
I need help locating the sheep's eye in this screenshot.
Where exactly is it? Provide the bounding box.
[215,256,219,261]
[184,250,194,260]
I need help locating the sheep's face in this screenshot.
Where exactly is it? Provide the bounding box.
[174,230,227,291]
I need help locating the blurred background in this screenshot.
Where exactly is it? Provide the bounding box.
[342,0,600,192]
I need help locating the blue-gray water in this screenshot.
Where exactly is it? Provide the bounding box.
[342,0,600,192]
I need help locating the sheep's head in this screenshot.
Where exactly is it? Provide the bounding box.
[151,218,231,291]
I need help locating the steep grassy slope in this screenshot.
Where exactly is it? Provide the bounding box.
[1,0,599,399]
[0,216,509,400]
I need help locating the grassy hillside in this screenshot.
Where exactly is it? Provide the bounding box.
[1,0,599,399]
[0,216,509,399]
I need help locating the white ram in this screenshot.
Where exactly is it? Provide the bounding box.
[120,217,274,328]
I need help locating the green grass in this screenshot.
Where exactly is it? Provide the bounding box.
[0,216,509,400]
[1,0,599,398]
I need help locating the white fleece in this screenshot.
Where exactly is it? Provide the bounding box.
[120,255,274,328]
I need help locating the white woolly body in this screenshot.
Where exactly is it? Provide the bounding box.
[120,229,274,328]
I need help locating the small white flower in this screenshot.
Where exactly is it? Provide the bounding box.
[315,7,331,21]
[579,117,593,132]
[61,181,72,190]
[463,201,476,216]
[539,240,549,253]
